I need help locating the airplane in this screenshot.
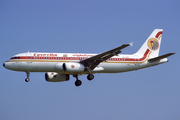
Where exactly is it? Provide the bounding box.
[3,29,175,86]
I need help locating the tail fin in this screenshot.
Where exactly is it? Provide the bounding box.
[134,29,163,58]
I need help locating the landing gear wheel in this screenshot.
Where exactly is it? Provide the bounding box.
[75,80,82,86]
[87,74,94,80]
[25,71,30,82]
[25,78,30,82]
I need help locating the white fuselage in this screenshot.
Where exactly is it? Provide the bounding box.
[4,51,168,75]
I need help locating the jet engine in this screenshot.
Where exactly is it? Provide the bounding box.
[54,63,64,71]
[62,62,85,73]
[45,72,70,82]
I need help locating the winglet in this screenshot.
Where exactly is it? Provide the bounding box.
[129,42,133,46]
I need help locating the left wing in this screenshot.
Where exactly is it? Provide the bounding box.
[80,43,133,70]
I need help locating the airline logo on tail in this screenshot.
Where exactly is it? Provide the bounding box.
[147,38,159,51]
[147,31,162,51]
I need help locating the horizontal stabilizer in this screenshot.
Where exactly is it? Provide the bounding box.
[148,53,175,62]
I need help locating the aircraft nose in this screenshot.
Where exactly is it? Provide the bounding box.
[3,63,5,68]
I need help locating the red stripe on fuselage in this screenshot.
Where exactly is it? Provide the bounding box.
[116,49,150,62]
[12,49,151,63]
[139,49,150,61]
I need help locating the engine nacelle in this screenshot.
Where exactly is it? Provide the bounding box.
[45,72,70,82]
[54,63,64,71]
[62,62,85,73]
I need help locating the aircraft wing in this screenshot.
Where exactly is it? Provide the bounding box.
[80,43,133,70]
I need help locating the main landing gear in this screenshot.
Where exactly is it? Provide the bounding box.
[73,75,82,87]
[87,74,94,80]
[73,74,94,87]
[25,71,30,82]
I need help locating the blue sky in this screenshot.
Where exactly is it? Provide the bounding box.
[0,0,179,120]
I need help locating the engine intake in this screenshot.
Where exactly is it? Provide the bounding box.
[45,72,70,82]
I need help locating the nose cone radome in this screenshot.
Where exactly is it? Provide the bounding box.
[3,63,5,68]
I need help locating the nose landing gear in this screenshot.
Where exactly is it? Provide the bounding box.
[25,71,30,82]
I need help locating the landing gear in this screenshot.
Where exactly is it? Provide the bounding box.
[73,67,95,86]
[87,74,94,80]
[25,71,30,82]
[86,67,94,81]
[75,80,82,86]
[25,78,30,82]
[73,75,82,87]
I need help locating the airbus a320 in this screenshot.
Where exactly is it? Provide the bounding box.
[3,29,175,86]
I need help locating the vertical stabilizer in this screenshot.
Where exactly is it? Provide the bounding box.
[134,29,163,58]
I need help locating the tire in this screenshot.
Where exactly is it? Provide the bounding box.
[75,80,82,86]
[25,78,30,82]
[87,74,94,80]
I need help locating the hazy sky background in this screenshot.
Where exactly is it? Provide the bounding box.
[1,0,179,120]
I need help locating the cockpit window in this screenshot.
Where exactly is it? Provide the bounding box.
[10,57,20,59]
